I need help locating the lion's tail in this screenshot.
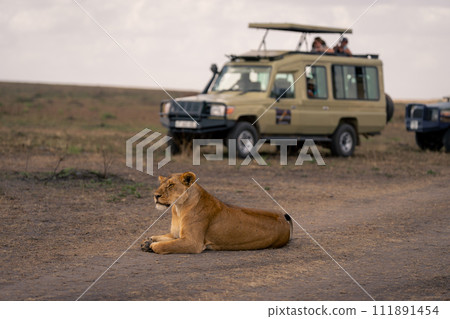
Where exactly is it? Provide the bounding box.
[284,214,293,241]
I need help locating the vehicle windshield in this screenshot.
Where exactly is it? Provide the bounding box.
[212,65,271,92]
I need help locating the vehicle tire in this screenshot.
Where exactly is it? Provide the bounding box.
[167,131,182,155]
[415,132,443,151]
[227,122,259,158]
[442,129,450,153]
[415,132,427,151]
[331,124,357,157]
[386,93,394,123]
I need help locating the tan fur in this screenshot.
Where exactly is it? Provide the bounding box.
[141,172,292,254]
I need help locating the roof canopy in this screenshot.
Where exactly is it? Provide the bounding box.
[249,23,352,34]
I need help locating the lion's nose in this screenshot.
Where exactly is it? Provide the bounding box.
[155,194,161,200]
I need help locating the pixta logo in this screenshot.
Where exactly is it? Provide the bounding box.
[126,129,326,175]
[193,138,326,166]
[126,128,172,176]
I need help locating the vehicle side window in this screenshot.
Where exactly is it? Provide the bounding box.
[332,65,379,100]
[306,66,328,99]
[271,73,295,99]
[364,67,379,100]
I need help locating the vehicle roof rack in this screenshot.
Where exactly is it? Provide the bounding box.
[229,50,289,61]
[229,50,378,62]
[249,22,352,52]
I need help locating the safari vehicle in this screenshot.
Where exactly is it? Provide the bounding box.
[160,23,394,157]
[405,97,450,152]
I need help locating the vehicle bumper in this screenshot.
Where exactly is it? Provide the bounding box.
[405,118,449,133]
[160,116,236,134]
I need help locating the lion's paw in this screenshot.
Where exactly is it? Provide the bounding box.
[140,237,153,252]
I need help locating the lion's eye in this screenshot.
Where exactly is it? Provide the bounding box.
[167,184,174,189]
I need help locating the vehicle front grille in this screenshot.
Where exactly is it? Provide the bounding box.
[170,101,205,117]
[410,106,424,119]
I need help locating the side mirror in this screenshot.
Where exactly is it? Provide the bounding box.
[210,64,218,74]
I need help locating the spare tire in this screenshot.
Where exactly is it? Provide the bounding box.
[386,93,394,123]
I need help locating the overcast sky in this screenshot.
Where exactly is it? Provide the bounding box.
[1,0,449,99]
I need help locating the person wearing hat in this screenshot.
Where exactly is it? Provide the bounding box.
[311,37,334,53]
[334,37,352,56]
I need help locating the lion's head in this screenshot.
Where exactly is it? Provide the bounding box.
[154,172,197,210]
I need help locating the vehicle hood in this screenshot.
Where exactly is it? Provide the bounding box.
[427,102,450,110]
[408,102,450,111]
[176,92,268,105]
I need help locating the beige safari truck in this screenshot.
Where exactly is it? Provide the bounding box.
[160,23,394,157]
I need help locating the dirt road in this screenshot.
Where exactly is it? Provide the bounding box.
[1,152,449,300]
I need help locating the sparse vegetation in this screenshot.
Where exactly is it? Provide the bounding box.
[0,82,448,301]
[101,112,116,120]
[108,183,146,202]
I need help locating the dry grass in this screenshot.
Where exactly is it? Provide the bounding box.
[0,81,195,155]
[1,81,447,179]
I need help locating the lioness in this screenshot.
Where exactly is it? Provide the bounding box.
[141,172,293,254]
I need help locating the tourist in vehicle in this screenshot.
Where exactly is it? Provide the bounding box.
[234,72,251,91]
[311,37,334,54]
[334,37,352,56]
[307,80,316,98]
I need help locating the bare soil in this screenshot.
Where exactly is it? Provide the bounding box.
[0,82,449,300]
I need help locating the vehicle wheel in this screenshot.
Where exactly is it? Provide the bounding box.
[331,124,357,157]
[287,144,301,155]
[415,132,443,151]
[415,132,427,150]
[442,129,450,153]
[227,122,259,158]
[167,131,182,155]
[386,94,394,123]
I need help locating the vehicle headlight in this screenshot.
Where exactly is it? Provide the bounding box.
[163,101,171,114]
[210,104,234,117]
[210,105,226,116]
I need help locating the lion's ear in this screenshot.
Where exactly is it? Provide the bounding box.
[158,176,167,184]
[180,172,196,186]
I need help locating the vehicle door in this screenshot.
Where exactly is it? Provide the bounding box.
[264,72,299,134]
[295,65,333,134]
